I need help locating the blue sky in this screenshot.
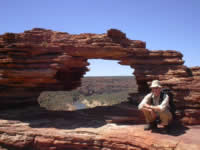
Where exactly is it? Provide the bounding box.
[1,0,199,76]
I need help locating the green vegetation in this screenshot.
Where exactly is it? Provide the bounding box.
[38,76,137,110]
[84,91,130,104]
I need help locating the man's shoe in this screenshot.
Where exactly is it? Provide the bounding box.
[163,125,171,133]
[144,122,157,130]
[144,124,152,130]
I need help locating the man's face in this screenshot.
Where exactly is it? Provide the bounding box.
[152,87,161,96]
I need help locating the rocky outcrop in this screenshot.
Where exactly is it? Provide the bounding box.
[0,104,199,150]
[0,28,199,125]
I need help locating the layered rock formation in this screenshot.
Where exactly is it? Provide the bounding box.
[0,104,199,150]
[0,28,199,125]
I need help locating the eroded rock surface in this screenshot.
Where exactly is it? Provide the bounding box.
[0,28,199,125]
[0,104,199,150]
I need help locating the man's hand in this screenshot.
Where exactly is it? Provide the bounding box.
[143,104,161,112]
[143,104,152,109]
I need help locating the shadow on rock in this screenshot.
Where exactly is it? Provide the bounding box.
[151,121,189,136]
[0,102,142,130]
[0,106,107,129]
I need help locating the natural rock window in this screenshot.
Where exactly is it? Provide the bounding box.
[38,59,137,111]
[0,28,199,125]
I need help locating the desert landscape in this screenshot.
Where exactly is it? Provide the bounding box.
[38,76,137,110]
[0,28,199,150]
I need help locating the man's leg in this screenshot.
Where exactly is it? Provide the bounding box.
[142,108,156,123]
[141,108,157,130]
[159,109,172,126]
[159,109,173,133]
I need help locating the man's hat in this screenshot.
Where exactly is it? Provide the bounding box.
[150,80,162,88]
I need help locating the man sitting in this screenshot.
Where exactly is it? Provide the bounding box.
[138,80,173,131]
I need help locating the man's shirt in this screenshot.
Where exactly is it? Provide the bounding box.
[138,92,170,112]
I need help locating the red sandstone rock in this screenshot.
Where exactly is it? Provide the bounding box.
[0,105,199,150]
[0,28,199,125]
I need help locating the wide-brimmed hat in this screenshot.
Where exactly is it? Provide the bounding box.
[150,80,162,88]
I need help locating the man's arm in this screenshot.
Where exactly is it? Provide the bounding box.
[150,94,169,112]
[138,93,152,110]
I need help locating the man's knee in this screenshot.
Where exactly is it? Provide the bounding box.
[159,110,173,125]
[141,108,152,113]
[141,108,157,122]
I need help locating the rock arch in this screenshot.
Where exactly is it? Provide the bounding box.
[0,28,199,124]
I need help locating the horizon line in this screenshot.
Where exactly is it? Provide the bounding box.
[84,75,134,77]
